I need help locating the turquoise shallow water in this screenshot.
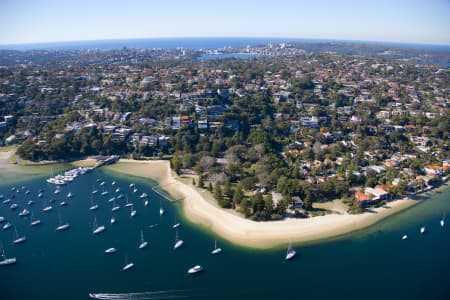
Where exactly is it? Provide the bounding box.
[0,167,449,300]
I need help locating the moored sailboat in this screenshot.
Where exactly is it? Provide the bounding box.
[56,214,70,231]
[92,216,106,235]
[12,227,26,244]
[211,239,222,255]
[0,246,16,266]
[30,211,41,226]
[138,230,148,249]
[121,256,134,271]
[285,240,296,261]
[173,228,184,250]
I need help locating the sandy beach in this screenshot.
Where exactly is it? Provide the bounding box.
[105,159,423,249]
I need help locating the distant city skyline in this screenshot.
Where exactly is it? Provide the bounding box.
[0,0,449,46]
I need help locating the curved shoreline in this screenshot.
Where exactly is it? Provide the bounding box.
[105,159,431,249]
[1,151,444,249]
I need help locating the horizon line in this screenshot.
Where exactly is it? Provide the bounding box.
[1,36,450,49]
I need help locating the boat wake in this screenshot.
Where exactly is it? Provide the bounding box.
[89,290,192,299]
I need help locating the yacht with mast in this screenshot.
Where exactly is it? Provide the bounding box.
[89,196,99,211]
[172,217,181,229]
[30,211,41,226]
[12,227,26,244]
[92,216,106,235]
[2,222,12,230]
[56,214,70,231]
[138,230,148,249]
[42,200,53,212]
[121,256,134,271]
[173,229,184,250]
[130,205,137,218]
[111,201,120,212]
[211,239,222,255]
[124,195,133,207]
[0,246,16,266]
[285,240,296,261]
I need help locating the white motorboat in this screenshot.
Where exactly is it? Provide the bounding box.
[285,240,296,261]
[115,188,120,193]
[144,200,149,206]
[92,216,106,235]
[108,197,116,203]
[59,201,68,206]
[2,198,11,204]
[112,204,120,212]
[0,248,16,266]
[27,200,34,206]
[67,192,73,198]
[54,189,60,195]
[138,230,148,249]
[139,193,147,199]
[110,216,116,224]
[420,226,426,234]
[101,191,109,196]
[38,192,43,198]
[402,235,408,240]
[112,181,116,186]
[441,212,445,227]
[160,200,164,216]
[10,203,18,210]
[105,247,117,254]
[211,240,222,255]
[3,222,12,230]
[188,265,203,274]
[0,216,4,223]
[174,229,184,250]
[129,183,135,188]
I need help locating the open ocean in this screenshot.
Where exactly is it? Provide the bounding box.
[0,166,449,300]
[1,37,449,52]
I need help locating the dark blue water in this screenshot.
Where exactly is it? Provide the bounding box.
[0,167,449,300]
[1,37,449,52]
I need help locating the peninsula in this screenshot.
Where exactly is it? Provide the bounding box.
[1,41,449,248]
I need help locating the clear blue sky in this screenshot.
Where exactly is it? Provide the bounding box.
[0,0,449,45]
